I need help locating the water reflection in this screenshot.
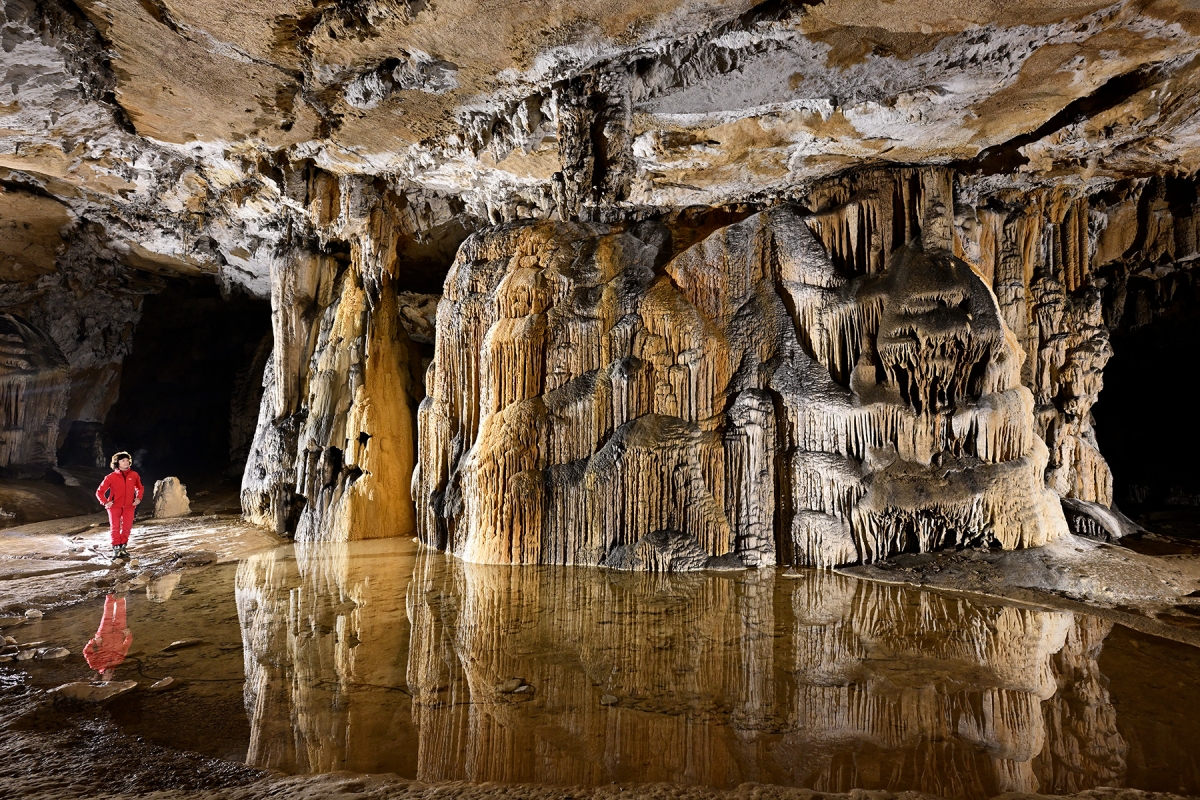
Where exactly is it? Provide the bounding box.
[237,543,1129,797]
[83,594,133,679]
[236,541,418,775]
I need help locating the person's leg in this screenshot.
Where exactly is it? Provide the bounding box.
[107,507,122,548]
[114,507,133,547]
[123,506,134,552]
[99,594,117,634]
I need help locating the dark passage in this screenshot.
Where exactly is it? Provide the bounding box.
[100,278,270,485]
[1095,273,1200,510]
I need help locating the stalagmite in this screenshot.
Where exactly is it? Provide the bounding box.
[416,199,1068,568]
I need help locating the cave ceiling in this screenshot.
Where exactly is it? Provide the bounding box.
[2,0,1200,296]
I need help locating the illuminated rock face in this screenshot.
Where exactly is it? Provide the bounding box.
[415,196,1068,568]
[241,183,425,542]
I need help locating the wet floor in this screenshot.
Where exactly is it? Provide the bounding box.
[11,538,1200,798]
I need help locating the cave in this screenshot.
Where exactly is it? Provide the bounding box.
[3,0,1200,797]
[100,278,271,488]
[1095,271,1200,540]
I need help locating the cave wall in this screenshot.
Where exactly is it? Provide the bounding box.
[4,0,1200,557]
[226,162,1200,564]
[0,313,70,475]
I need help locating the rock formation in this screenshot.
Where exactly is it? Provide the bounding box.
[2,0,1200,559]
[0,313,70,476]
[415,196,1067,567]
[151,476,190,518]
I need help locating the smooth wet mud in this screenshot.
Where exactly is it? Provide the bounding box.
[9,538,1200,799]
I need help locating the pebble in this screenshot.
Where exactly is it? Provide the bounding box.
[36,647,70,660]
[149,676,179,691]
[128,559,140,568]
[15,649,35,661]
[600,694,619,705]
[162,638,202,652]
[0,655,11,662]
[4,636,16,645]
[24,609,42,620]
[514,684,534,694]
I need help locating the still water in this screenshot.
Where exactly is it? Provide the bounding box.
[39,538,1200,796]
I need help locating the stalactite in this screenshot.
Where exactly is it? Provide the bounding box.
[416,203,1068,568]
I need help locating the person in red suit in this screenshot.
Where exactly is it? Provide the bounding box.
[82,594,132,679]
[95,451,144,560]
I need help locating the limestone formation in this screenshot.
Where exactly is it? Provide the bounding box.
[151,477,190,519]
[0,314,70,475]
[242,181,426,542]
[415,201,1067,568]
[3,0,1200,567]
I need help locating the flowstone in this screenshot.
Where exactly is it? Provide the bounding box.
[0,314,71,476]
[415,206,1068,568]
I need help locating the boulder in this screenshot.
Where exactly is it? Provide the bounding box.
[152,477,191,518]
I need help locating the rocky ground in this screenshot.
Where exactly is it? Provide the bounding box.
[839,526,1200,649]
[3,503,1200,800]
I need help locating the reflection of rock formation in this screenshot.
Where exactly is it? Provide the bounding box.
[235,540,419,774]
[415,196,1066,567]
[0,314,70,475]
[406,553,1126,796]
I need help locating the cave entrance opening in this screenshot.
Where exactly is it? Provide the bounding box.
[1095,273,1200,525]
[87,277,271,507]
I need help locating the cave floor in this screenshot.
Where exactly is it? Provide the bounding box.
[2,515,1200,800]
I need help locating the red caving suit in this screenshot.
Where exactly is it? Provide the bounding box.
[95,468,144,546]
[83,595,133,675]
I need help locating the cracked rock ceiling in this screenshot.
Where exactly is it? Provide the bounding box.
[2,0,1200,295]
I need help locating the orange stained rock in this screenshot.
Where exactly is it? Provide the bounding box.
[416,197,1069,569]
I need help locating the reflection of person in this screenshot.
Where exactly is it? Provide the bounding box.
[95,451,143,560]
[83,594,133,680]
